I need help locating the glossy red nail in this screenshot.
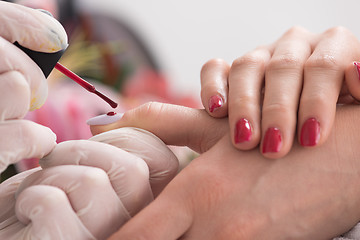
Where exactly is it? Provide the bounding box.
[235,118,252,143]
[300,118,320,147]
[354,62,360,80]
[208,95,223,113]
[262,127,282,154]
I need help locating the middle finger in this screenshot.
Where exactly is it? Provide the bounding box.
[261,27,313,158]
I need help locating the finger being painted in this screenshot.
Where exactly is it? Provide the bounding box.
[88,103,229,153]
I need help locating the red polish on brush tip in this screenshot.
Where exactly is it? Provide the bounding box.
[54,62,118,108]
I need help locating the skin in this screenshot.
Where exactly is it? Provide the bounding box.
[200,26,360,159]
[91,102,360,239]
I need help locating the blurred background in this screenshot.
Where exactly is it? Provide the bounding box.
[76,0,360,96]
[2,0,360,178]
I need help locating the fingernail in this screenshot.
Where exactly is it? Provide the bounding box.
[300,118,320,147]
[37,9,54,17]
[354,62,360,80]
[234,118,252,143]
[208,95,223,113]
[262,127,282,154]
[86,112,123,125]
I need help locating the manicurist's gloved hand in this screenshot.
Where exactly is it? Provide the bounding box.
[0,127,178,240]
[0,1,67,172]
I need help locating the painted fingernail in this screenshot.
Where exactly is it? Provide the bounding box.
[234,118,252,143]
[86,112,123,125]
[354,62,360,80]
[208,95,223,113]
[300,118,320,147]
[262,127,282,154]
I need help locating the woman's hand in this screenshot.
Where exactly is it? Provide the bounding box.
[200,26,360,158]
[91,102,360,239]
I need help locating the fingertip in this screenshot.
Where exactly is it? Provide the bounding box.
[260,127,294,159]
[231,118,260,151]
[200,58,229,118]
[206,94,228,117]
[88,112,124,135]
[299,117,321,147]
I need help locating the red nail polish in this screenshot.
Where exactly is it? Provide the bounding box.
[354,62,360,81]
[300,118,320,147]
[209,95,223,113]
[262,127,282,154]
[235,118,252,143]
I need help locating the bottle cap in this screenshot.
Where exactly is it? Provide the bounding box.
[14,41,66,78]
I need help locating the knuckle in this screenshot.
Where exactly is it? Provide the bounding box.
[28,186,68,210]
[131,158,150,179]
[201,58,228,73]
[123,101,164,122]
[232,52,266,70]
[305,54,341,71]
[300,91,328,108]
[262,102,292,116]
[230,94,257,112]
[267,54,303,72]
[79,167,109,187]
[283,25,308,37]
[325,26,350,37]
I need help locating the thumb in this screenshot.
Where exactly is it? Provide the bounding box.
[0,1,68,53]
[88,102,229,153]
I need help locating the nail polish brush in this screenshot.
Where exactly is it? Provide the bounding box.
[14,42,118,109]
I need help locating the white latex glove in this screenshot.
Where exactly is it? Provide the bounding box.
[0,127,179,240]
[0,1,67,172]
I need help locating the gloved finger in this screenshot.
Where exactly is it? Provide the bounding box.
[39,140,153,216]
[0,120,56,172]
[200,58,230,117]
[0,36,47,111]
[88,102,229,153]
[16,165,129,240]
[0,167,40,224]
[0,2,68,110]
[14,185,95,240]
[0,1,67,53]
[89,127,179,197]
[0,71,30,120]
